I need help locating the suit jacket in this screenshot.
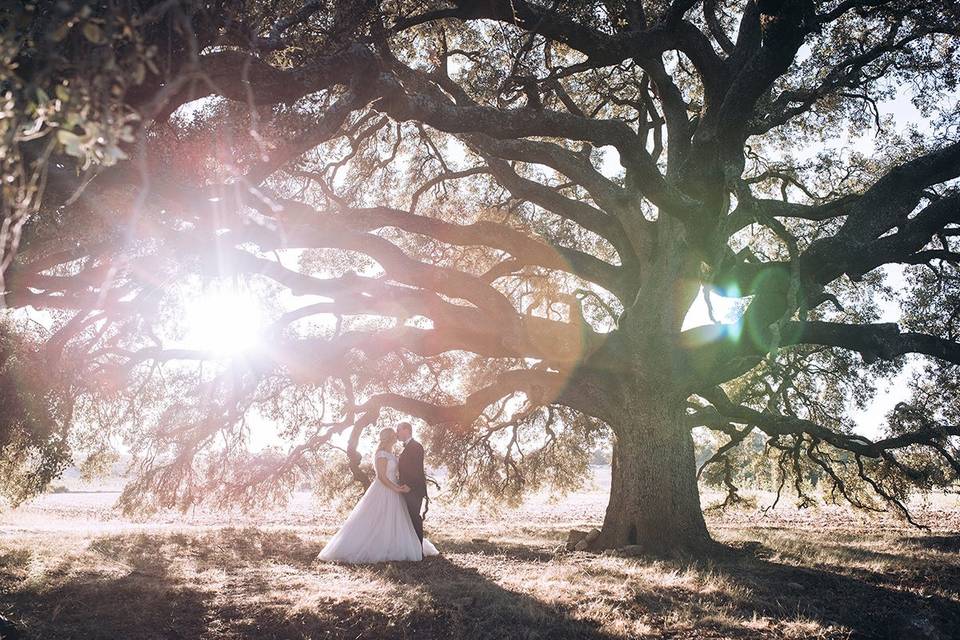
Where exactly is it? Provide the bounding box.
[398,439,427,496]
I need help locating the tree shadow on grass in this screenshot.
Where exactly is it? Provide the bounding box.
[209,531,617,639]
[8,532,223,639]
[435,538,556,562]
[675,545,960,640]
[4,529,615,640]
[5,558,211,640]
[902,533,960,553]
[178,530,960,639]
[3,529,330,640]
[5,528,959,640]
[364,554,620,640]
[728,530,960,595]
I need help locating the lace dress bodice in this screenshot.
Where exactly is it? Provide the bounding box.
[375,450,399,483]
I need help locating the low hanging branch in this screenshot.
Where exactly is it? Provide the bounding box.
[2,0,959,550]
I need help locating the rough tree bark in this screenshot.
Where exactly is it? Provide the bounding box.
[587,213,711,551]
[597,384,711,551]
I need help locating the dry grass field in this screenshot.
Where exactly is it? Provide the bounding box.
[1,478,959,640]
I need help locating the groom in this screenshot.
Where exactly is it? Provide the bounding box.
[396,421,427,543]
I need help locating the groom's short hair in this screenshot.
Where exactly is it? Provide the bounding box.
[397,421,413,436]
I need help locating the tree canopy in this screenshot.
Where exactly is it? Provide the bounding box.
[2,0,959,551]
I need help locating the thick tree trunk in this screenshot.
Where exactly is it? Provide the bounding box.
[578,212,710,553]
[594,389,711,553]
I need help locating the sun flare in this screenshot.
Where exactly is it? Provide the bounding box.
[184,288,265,356]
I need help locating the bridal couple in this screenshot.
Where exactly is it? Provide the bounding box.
[319,422,439,563]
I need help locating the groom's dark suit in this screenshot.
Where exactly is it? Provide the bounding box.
[398,438,427,543]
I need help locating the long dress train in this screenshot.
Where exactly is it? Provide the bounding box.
[318,450,438,563]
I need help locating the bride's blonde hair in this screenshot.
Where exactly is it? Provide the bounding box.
[377,427,397,453]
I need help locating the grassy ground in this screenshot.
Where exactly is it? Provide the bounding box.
[1,486,958,639]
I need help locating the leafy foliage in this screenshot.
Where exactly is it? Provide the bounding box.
[1,1,958,547]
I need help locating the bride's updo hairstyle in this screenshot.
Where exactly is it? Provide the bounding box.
[377,427,397,453]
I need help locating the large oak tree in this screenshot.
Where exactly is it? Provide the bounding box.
[2,0,959,552]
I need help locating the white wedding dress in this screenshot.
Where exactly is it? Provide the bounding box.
[318,450,439,563]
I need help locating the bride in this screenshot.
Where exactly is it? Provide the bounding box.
[318,427,438,563]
